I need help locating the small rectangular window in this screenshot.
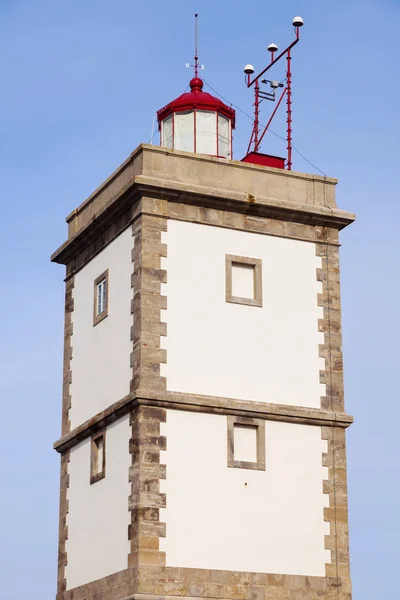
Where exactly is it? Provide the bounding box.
[97,279,107,315]
[225,255,262,307]
[162,114,173,148]
[196,110,217,155]
[218,114,230,158]
[90,431,106,484]
[227,416,265,471]
[174,110,194,153]
[93,269,109,326]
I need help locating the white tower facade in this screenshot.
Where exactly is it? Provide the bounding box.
[53,145,355,600]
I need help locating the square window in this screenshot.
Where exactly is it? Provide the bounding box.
[93,269,109,326]
[225,255,262,307]
[227,416,265,471]
[90,431,106,484]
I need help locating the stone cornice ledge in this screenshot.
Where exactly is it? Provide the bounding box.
[123,596,251,600]
[52,169,355,265]
[53,390,354,453]
[135,175,355,228]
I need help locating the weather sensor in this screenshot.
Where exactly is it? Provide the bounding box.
[244,64,255,75]
[292,16,304,27]
[243,16,304,170]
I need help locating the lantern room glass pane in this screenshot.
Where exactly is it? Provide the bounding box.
[162,115,173,148]
[218,114,230,158]
[174,110,195,152]
[196,110,217,155]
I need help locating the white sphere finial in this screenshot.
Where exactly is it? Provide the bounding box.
[268,43,278,53]
[244,64,255,75]
[293,16,304,27]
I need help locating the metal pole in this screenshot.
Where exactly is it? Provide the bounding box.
[194,13,199,77]
[254,79,260,152]
[286,47,292,170]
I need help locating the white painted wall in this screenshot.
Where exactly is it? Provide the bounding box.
[70,228,132,428]
[161,220,325,408]
[66,415,131,589]
[159,410,330,575]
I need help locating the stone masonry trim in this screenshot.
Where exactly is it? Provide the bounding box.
[58,564,351,600]
[53,180,352,269]
[128,406,167,572]
[130,214,167,395]
[57,450,70,598]
[227,416,266,471]
[64,144,339,229]
[316,231,351,588]
[143,197,343,245]
[57,274,74,597]
[225,255,263,308]
[322,426,351,585]
[62,276,74,436]
[317,240,344,414]
[136,565,352,600]
[51,143,355,262]
[54,392,353,453]
[59,567,137,600]
[129,213,168,572]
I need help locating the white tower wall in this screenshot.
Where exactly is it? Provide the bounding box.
[159,410,330,575]
[161,219,325,407]
[70,227,133,428]
[65,414,131,589]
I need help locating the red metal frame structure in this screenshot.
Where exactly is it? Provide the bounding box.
[245,17,303,170]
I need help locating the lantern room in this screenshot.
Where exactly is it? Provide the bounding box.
[157,77,235,159]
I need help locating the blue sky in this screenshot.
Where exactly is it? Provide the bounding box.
[0,1,398,598]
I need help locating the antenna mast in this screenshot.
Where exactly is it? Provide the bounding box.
[186,14,205,76]
[194,13,199,77]
[243,16,304,170]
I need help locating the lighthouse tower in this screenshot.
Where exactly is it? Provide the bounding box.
[52,18,355,600]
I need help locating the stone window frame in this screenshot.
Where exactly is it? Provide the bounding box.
[90,430,106,484]
[227,416,266,471]
[93,269,109,326]
[225,254,262,307]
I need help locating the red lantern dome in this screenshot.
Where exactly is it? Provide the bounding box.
[157,77,236,159]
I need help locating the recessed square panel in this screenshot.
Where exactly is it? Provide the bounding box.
[225,255,262,307]
[233,424,258,463]
[231,263,255,300]
[227,416,266,471]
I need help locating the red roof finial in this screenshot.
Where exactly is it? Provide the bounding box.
[189,77,203,92]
